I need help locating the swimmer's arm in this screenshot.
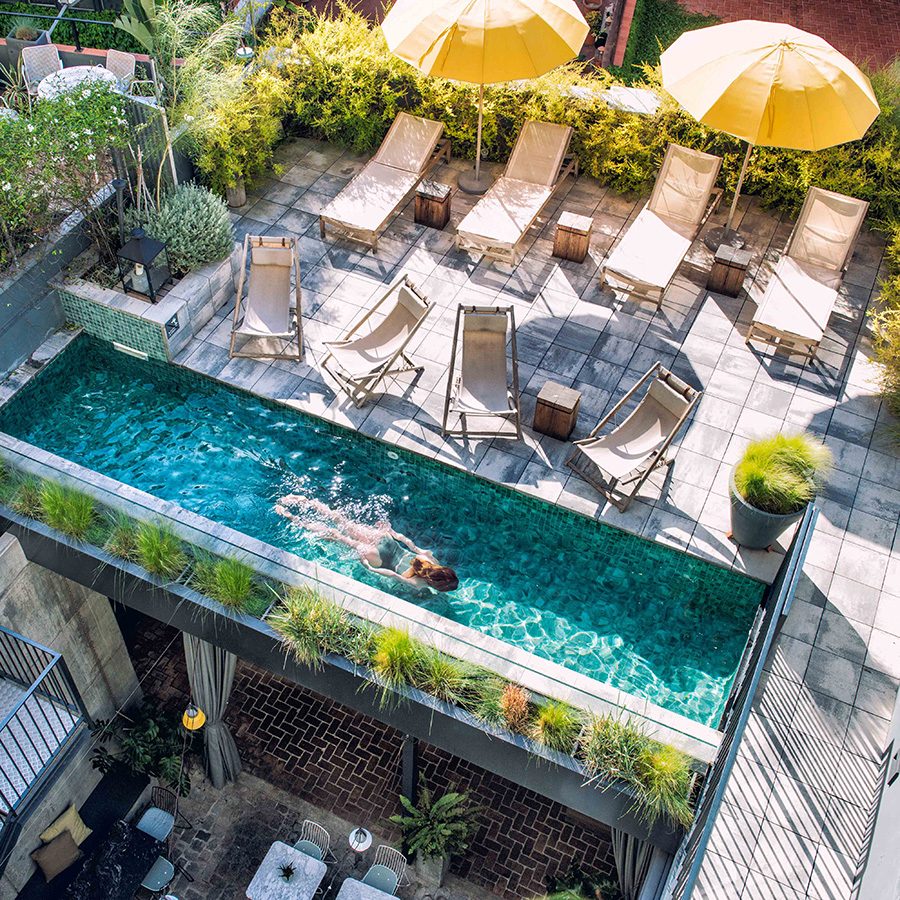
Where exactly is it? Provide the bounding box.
[361,560,406,583]
[390,530,428,555]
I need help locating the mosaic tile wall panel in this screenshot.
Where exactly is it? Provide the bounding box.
[58,289,168,360]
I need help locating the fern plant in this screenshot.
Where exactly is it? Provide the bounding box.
[389,779,479,860]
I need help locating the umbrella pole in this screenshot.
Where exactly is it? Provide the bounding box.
[475,83,484,182]
[726,143,753,234]
[458,83,493,195]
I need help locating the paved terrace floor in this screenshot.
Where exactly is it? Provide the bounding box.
[172,137,897,899]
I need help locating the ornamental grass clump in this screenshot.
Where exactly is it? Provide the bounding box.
[531,701,581,754]
[635,743,694,827]
[498,683,531,732]
[414,649,484,708]
[370,628,424,693]
[10,476,44,520]
[104,514,140,562]
[192,554,261,612]
[135,521,188,580]
[39,482,96,540]
[268,585,359,667]
[137,183,234,276]
[733,432,832,515]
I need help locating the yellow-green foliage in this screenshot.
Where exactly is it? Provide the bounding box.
[871,220,900,417]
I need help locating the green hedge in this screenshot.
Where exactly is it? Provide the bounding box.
[0,2,144,52]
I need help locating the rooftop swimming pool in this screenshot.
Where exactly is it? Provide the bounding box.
[0,336,764,726]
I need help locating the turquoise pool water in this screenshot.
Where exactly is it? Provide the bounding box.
[0,336,763,726]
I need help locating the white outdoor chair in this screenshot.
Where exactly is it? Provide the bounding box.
[456,120,577,265]
[321,273,432,407]
[319,112,450,251]
[442,305,522,438]
[361,845,407,895]
[599,143,722,309]
[21,44,61,96]
[105,49,136,89]
[293,819,336,863]
[746,186,869,362]
[566,362,700,511]
[229,235,302,361]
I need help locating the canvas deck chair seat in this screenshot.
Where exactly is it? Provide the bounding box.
[747,186,868,362]
[442,305,522,438]
[600,143,722,308]
[230,235,302,360]
[567,363,699,511]
[322,274,432,407]
[456,121,576,265]
[319,113,449,251]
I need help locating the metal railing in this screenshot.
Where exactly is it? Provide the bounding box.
[0,1,118,55]
[0,624,86,821]
[659,503,819,899]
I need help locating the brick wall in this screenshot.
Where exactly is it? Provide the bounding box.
[129,617,615,899]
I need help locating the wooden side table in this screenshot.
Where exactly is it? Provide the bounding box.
[533,381,582,440]
[414,181,452,230]
[552,211,593,264]
[707,245,753,297]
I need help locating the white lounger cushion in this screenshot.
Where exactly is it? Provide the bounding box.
[753,256,843,344]
[373,114,444,173]
[320,162,419,235]
[457,315,511,414]
[325,285,427,379]
[457,179,553,250]
[603,208,696,292]
[577,379,687,481]
[236,245,294,337]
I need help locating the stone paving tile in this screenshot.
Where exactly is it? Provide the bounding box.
[172,139,896,899]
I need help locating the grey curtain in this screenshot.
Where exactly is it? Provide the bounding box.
[183,634,242,789]
[612,827,653,900]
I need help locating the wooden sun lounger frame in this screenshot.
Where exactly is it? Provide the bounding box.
[566,362,699,511]
[321,273,432,408]
[455,155,579,266]
[441,304,522,439]
[318,137,451,252]
[229,234,302,361]
[745,188,868,363]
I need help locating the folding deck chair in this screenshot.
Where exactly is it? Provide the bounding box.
[321,274,432,407]
[456,121,577,265]
[566,363,700,511]
[599,143,722,309]
[229,235,302,361]
[442,305,522,438]
[746,186,868,362]
[319,112,450,251]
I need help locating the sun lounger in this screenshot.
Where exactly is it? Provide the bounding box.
[600,143,722,308]
[319,113,450,251]
[456,121,577,265]
[566,363,700,511]
[321,273,432,407]
[229,235,302,361]
[442,305,522,438]
[747,186,868,362]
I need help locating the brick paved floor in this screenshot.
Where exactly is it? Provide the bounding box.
[169,134,897,900]
[129,617,615,899]
[678,0,899,68]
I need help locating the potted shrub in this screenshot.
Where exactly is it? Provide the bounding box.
[390,780,479,888]
[729,432,832,549]
[6,18,50,66]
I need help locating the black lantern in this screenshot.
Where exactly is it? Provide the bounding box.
[116,228,171,303]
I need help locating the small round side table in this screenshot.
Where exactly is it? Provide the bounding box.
[348,826,372,870]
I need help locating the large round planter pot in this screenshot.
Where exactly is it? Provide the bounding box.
[225,178,246,208]
[729,472,806,549]
[415,853,449,888]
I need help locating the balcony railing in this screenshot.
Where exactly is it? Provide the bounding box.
[0,625,86,822]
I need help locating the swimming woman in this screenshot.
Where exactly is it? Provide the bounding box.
[275,494,459,592]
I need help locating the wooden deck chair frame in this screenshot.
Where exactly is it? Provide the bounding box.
[442,304,522,439]
[319,113,451,252]
[745,186,868,363]
[321,273,432,408]
[566,362,699,511]
[456,122,578,265]
[229,234,302,361]
[599,144,722,309]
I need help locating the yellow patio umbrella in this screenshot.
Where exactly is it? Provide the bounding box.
[660,20,880,242]
[381,0,588,193]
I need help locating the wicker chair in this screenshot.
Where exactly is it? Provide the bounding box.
[21,45,62,96]
[105,49,136,87]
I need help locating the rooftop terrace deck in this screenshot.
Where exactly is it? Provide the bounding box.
[166,136,897,899]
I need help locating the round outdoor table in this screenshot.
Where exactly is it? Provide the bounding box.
[37,65,119,101]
